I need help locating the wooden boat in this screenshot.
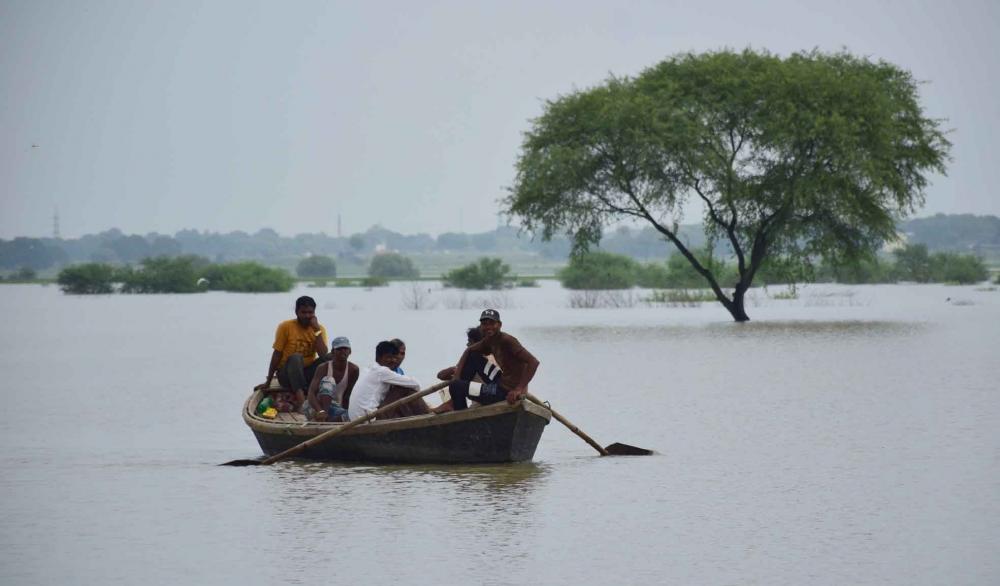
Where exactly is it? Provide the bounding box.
[241,389,552,464]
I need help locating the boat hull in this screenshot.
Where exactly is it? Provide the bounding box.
[243,391,551,464]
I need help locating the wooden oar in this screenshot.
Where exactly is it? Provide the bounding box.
[525,392,653,456]
[221,380,449,466]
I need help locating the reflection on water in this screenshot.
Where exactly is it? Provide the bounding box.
[271,460,549,494]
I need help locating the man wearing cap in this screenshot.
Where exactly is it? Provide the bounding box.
[436,309,539,412]
[306,336,360,420]
[258,295,331,407]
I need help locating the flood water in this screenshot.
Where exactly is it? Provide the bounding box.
[1,281,997,585]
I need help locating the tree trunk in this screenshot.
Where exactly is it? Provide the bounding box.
[720,283,751,322]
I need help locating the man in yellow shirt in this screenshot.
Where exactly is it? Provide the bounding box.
[258,296,330,407]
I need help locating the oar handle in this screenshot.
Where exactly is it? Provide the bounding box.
[259,380,450,465]
[526,392,609,456]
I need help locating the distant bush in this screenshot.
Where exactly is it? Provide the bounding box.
[296,255,337,278]
[368,252,419,279]
[516,277,539,288]
[559,251,637,289]
[995,272,1000,285]
[635,262,670,288]
[11,267,37,281]
[200,262,295,293]
[644,288,716,305]
[892,244,932,282]
[928,252,988,284]
[57,263,116,294]
[754,256,814,286]
[568,290,637,308]
[819,256,895,284]
[361,276,389,288]
[769,285,799,300]
[663,252,738,289]
[119,255,208,293]
[443,257,514,289]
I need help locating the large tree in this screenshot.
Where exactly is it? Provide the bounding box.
[506,50,950,321]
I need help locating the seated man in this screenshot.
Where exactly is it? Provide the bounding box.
[305,336,360,421]
[258,295,330,409]
[437,309,539,412]
[434,326,502,412]
[389,338,407,374]
[347,341,428,421]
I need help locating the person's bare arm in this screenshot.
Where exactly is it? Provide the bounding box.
[341,364,360,408]
[437,366,457,380]
[310,317,327,356]
[507,349,540,404]
[451,348,472,382]
[258,349,282,390]
[307,366,324,411]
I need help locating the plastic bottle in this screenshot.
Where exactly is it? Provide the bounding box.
[256,396,273,414]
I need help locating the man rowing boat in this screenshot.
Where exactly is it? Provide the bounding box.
[435,309,539,413]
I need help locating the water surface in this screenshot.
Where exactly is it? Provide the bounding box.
[1,282,997,584]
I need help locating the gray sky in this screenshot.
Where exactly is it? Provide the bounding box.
[2,0,998,239]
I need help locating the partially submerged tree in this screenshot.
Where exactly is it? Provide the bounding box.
[507,49,950,321]
[443,257,515,289]
[368,252,419,279]
[296,255,337,279]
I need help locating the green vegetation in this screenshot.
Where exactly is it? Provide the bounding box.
[119,256,207,293]
[368,252,419,279]
[769,286,799,300]
[296,255,337,278]
[559,252,638,289]
[360,276,389,288]
[889,244,987,284]
[559,245,989,292]
[2,267,38,282]
[200,262,295,293]
[506,49,950,321]
[4,212,998,279]
[634,262,670,288]
[819,256,895,285]
[558,249,741,290]
[56,257,294,294]
[928,251,988,284]
[443,257,515,289]
[57,263,117,294]
[645,289,716,304]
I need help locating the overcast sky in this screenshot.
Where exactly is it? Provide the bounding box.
[2,0,997,239]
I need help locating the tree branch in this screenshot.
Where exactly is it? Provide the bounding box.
[617,177,734,306]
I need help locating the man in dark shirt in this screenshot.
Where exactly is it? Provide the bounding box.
[435,309,540,412]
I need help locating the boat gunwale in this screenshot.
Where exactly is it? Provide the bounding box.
[242,389,552,438]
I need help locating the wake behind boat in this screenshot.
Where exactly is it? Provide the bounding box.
[242,388,552,464]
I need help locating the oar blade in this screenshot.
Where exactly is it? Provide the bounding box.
[219,458,265,467]
[604,442,654,456]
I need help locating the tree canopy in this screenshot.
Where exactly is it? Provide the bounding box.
[443,257,515,289]
[368,252,419,279]
[296,255,337,278]
[506,49,951,321]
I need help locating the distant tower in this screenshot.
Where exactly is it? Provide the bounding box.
[337,213,342,238]
[52,207,61,239]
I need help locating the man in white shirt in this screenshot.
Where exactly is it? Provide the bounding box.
[347,340,423,421]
